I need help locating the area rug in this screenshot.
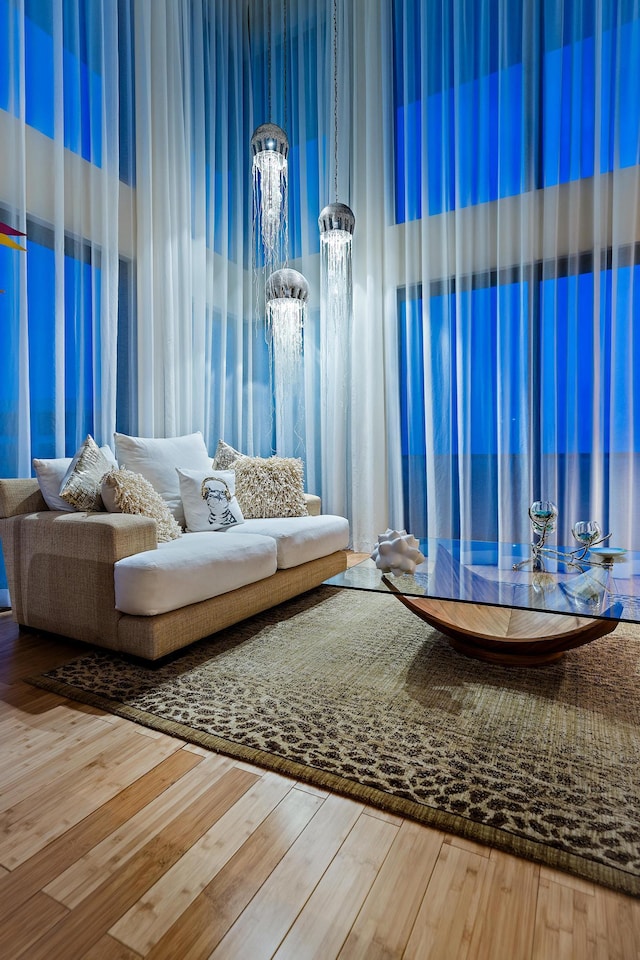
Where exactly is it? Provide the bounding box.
[29,586,640,897]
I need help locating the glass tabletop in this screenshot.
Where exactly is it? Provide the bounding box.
[325,538,640,624]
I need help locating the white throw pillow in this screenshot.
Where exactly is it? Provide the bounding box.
[33,444,117,511]
[114,432,212,527]
[176,468,245,532]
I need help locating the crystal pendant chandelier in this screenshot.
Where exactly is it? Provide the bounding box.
[318,200,355,339]
[266,267,309,374]
[251,121,289,277]
[266,268,309,449]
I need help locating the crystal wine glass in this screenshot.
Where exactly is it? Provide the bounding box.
[529,500,558,534]
[571,520,602,548]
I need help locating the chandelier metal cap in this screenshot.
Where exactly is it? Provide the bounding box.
[251,123,289,160]
[266,268,310,304]
[318,201,355,236]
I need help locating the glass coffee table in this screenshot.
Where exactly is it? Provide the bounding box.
[325,538,640,665]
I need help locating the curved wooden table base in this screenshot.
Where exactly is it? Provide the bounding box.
[385,586,620,666]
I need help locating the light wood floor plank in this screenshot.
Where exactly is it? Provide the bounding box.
[338,820,444,960]
[0,711,138,796]
[82,933,143,960]
[0,747,201,923]
[596,884,640,960]
[110,771,297,955]
[0,890,68,959]
[45,752,232,908]
[466,849,539,960]
[273,812,399,960]
[208,794,364,960]
[144,786,324,960]
[0,731,181,868]
[539,863,596,896]
[532,876,600,960]
[0,717,135,809]
[23,765,260,960]
[403,841,494,960]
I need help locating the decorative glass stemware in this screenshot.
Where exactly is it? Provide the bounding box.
[572,520,601,548]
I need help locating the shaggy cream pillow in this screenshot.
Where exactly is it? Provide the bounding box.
[233,455,309,519]
[102,468,182,542]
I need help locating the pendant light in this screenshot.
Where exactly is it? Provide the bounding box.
[266,267,309,374]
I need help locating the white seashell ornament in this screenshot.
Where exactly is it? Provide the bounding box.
[370,529,425,576]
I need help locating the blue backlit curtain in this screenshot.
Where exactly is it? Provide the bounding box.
[391,0,640,550]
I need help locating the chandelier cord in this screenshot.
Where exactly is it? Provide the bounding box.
[333,0,338,202]
[267,0,272,118]
[284,0,288,132]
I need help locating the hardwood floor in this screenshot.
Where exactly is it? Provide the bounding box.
[0,608,639,959]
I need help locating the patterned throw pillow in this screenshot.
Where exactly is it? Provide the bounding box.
[176,468,245,532]
[101,468,182,542]
[33,444,117,512]
[233,456,309,519]
[211,439,241,471]
[59,435,113,511]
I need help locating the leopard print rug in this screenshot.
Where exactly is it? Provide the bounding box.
[32,586,640,896]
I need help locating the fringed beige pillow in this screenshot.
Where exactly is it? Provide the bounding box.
[233,456,309,519]
[101,468,182,542]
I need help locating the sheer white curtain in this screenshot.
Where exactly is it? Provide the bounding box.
[0,0,122,466]
[131,0,258,449]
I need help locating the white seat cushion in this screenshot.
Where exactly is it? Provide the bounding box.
[114,532,277,616]
[218,515,349,569]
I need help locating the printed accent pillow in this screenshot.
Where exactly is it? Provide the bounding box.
[176,468,245,532]
[233,456,309,519]
[59,436,113,511]
[101,468,182,542]
[113,431,213,527]
[211,439,241,471]
[33,445,117,512]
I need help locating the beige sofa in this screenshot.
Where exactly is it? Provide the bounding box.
[0,478,348,661]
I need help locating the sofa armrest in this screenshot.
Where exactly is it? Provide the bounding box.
[304,493,321,517]
[0,511,158,642]
[0,478,47,518]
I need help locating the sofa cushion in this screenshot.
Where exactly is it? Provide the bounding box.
[218,515,349,569]
[33,444,117,512]
[114,532,277,616]
[233,455,309,519]
[102,468,182,543]
[211,438,241,470]
[59,435,113,511]
[114,432,212,527]
[176,467,245,532]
